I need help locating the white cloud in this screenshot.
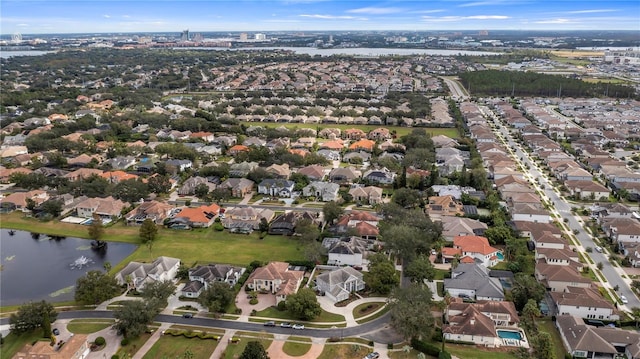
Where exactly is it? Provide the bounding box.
[458,1,509,8]
[466,15,509,19]
[422,15,509,22]
[567,9,617,14]
[534,18,574,24]
[103,14,111,18]
[415,10,446,14]
[347,7,403,15]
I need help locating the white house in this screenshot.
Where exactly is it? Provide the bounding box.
[550,287,619,321]
[323,237,369,267]
[302,181,340,202]
[115,256,180,292]
[315,267,365,303]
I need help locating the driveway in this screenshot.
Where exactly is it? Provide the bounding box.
[236,287,277,316]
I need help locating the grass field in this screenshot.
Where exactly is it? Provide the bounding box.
[116,333,152,358]
[444,343,517,359]
[317,343,371,359]
[352,302,385,319]
[254,306,345,323]
[0,212,306,271]
[67,319,114,334]
[389,349,437,358]
[549,50,604,58]
[240,121,461,139]
[223,338,272,359]
[282,336,312,356]
[142,335,217,359]
[536,318,567,359]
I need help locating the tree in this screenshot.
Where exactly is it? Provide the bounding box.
[239,340,270,359]
[10,301,58,334]
[285,288,322,320]
[140,280,175,309]
[294,218,320,242]
[388,283,435,341]
[112,178,150,203]
[392,188,423,208]
[303,240,327,263]
[511,273,546,311]
[147,175,172,194]
[197,282,235,313]
[364,254,399,295]
[112,300,155,339]
[483,226,513,245]
[381,225,430,264]
[42,309,51,339]
[40,199,64,218]
[87,213,104,241]
[630,307,640,328]
[194,183,210,199]
[139,218,158,258]
[533,332,554,359]
[258,218,269,233]
[322,201,343,225]
[404,255,436,284]
[75,270,121,305]
[522,298,541,333]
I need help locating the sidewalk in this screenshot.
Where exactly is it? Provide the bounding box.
[131,322,171,359]
[209,330,235,359]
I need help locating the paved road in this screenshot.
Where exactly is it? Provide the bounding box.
[0,310,391,339]
[441,76,469,101]
[483,106,640,310]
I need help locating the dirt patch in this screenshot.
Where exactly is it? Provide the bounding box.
[267,340,323,359]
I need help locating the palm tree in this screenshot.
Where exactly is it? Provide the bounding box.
[631,307,640,328]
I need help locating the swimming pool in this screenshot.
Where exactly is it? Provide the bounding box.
[497,330,522,340]
[496,252,504,260]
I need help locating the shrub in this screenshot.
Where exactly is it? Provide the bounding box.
[387,343,393,350]
[328,337,341,342]
[368,340,374,346]
[251,309,257,316]
[120,338,129,346]
[234,308,242,314]
[94,336,106,346]
[277,301,286,311]
[213,222,224,231]
[249,298,258,305]
[439,351,452,359]
[411,338,440,357]
[111,356,120,359]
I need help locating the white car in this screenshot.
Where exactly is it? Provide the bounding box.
[620,295,628,304]
[595,246,603,253]
[292,324,305,330]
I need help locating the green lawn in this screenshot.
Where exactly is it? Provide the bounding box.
[67,319,114,334]
[389,349,437,359]
[254,306,345,323]
[355,305,390,325]
[433,269,448,280]
[116,333,153,358]
[282,336,312,356]
[0,330,45,358]
[536,318,568,359]
[223,338,272,359]
[142,335,217,359]
[352,302,385,319]
[0,213,306,272]
[317,343,371,359]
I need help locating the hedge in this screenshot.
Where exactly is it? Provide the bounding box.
[162,329,220,340]
[411,338,441,357]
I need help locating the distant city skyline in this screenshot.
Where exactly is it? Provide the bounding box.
[1,0,639,35]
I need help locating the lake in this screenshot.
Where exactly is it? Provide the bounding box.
[173,46,500,57]
[0,229,137,306]
[0,50,56,58]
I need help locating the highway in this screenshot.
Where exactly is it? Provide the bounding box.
[441,76,469,101]
[482,106,640,310]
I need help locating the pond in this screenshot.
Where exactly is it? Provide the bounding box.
[0,229,137,306]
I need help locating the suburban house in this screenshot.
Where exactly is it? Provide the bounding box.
[182,264,246,298]
[165,159,193,172]
[315,267,365,303]
[0,190,49,212]
[348,185,383,205]
[564,180,610,200]
[218,178,255,198]
[125,200,174,225]
[439,217,488,241]
[171,204,221,228]
[115,256,180,292]
[535,261,592,292]
[329,167,361,184]
[223,207,275,232]
[550,286,619,321]
[245,261,304,304]
[601,217,640,245]
[257,179,296,198]
[362,168,396,185]
[444,263,505,301]
[426,195,465,219]
[296,165,327,181]
[510,203,551,223]
[268,211,318,236]
[444,298,526,348]
[265,163,291,179]
[229,161,259,177]
[302,181,340,202]
[14,334,90,359]
[445,235,502,267]
[555,315,640,359]
[178,176,216,196]
[322,236,370,266]
[75,196,129,219]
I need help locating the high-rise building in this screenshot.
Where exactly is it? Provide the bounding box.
[239,33,248,41]
[181,29,190,42]
[254,33,266,40]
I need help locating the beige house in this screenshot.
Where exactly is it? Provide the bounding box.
[75,196,129,219]
[246,261,304,304]
[14,334,89,359]
[348,185,383,204]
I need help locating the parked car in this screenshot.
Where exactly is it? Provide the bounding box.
[264,321,276,327]
[621,295,628,304]
[364,353,380,359]
[595,246,603,253]
[182,313,193,318]
[292,324,305,330]
[280,322,292,328]
[52,328,60,336]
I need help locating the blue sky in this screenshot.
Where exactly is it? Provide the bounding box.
[1,0,639,35]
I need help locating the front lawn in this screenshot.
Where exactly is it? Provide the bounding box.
[223,338,272,359]
[282,336,312,356]
[317,343,370,359]
[66,319,114,334]
[116,333,152,358]
[142,335,217,359]
[254,306,345,323]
